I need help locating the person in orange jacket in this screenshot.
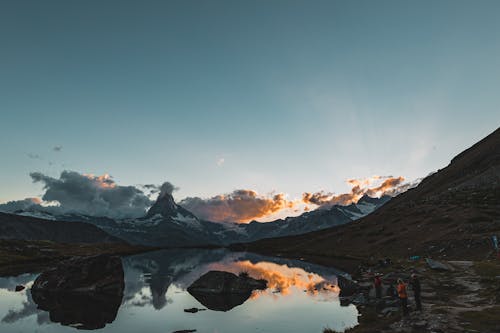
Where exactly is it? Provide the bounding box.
[397,278,409,316]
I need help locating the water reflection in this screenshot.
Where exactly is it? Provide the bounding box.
[32,291,123,330]
[0,249,359,333]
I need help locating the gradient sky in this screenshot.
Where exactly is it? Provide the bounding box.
[1,0,499,204]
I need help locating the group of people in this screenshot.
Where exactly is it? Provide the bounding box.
[374,273,421,315]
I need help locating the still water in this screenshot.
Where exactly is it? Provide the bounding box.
[0,249,358,333]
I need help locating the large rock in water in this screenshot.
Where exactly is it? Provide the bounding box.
[187,271,267,311]
[31,255,124,330]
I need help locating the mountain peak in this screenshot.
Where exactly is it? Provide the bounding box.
[145,192,178,218]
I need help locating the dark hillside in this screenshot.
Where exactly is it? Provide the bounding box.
[237,128,500,261]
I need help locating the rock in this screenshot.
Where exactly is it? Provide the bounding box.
[188,271,267,294]
[14,285,25,292]
[412,320,428,329]
[32,254,124,294]
[172,330,197,333]
[381,307,399,316]
[426,258,454,271]
[351,293,367,305]
[337,275,359,297]
[31,255,124,329]
[184,307,206,313]
[187,271,267,311]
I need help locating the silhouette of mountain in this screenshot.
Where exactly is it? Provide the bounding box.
[0,212,122,244]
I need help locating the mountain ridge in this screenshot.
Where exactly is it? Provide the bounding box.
[235,127,500,260]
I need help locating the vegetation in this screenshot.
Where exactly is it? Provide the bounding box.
[0,239,154,276]
[460,306,500,332]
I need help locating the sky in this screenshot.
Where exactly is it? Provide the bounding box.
[1,0,499,220]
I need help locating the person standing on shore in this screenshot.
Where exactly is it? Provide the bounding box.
[397,278,409,316]
[410,274,422,311]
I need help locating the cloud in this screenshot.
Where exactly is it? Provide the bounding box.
[138,182,178,199]
[53,145,63,152]
[303,176,415,208]
[179,190,297,223]
[26,153,42,160]
[22,170,153,219]
[216,158,225,167]
[158,182,178,197]
[0,197,43,212]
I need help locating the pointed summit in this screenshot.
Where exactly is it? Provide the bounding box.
[146,191,178,218]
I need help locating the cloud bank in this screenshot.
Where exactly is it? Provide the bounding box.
[0,171,153,219]
[179,190,296,223]
[302,175,413,208]
[0,171,419,223]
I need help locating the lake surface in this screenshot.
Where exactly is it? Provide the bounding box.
[0,249,359,333]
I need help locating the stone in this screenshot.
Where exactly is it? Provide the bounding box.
[337,275,360,297]
[32,254,124,294]
[184,308,206,313]
[187,271,267,311]
[31,255,124,329]
[188,271,267,294]
[14,285,25,292]
[412,320,428,329]
[426,258,454,271]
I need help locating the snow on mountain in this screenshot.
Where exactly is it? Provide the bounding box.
[4,192,391,247]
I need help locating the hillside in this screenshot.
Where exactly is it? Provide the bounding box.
[236,128,500,261]
[0,212,123,244]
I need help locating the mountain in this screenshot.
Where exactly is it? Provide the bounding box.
[0,212,123,244]
[236,128,500,260]
[211,195,391,244]
[2,193,391,247]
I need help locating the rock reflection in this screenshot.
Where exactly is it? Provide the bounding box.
[31,292,122,330]
[189,290,252,311]
[31,255,125,330]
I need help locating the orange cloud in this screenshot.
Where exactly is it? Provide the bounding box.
[83,173,116,189]
[303,176,406,208]
[365,176,404,197]
[179,190,297,223]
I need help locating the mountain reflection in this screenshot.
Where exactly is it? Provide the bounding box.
[0,250,358,332]
[123,249,345,311]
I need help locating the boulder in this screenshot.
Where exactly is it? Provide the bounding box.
[337,275,359,297]
[32,254,124,294]
[187,271,267,311]
[188,271,266,295]
[31,255,124,329]
[184,307,206,313]
[14,285,25,292]
[426,258,454,271]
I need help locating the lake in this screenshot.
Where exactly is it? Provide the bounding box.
[0,249,359,333]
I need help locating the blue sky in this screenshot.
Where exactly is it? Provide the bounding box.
[1,0,499,205]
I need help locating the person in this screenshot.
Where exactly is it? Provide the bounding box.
[397,278,409,316]
[374,274,382,298]
[410,273,422,311]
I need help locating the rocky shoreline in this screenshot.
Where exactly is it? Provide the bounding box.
[338,257,500,333]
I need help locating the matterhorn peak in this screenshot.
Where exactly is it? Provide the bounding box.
[145,182,178,218]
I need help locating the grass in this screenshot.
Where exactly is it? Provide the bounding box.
[0,239,154,276]
[461,305,500,332]
[473,261,500,279]
[472,260,500,303]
